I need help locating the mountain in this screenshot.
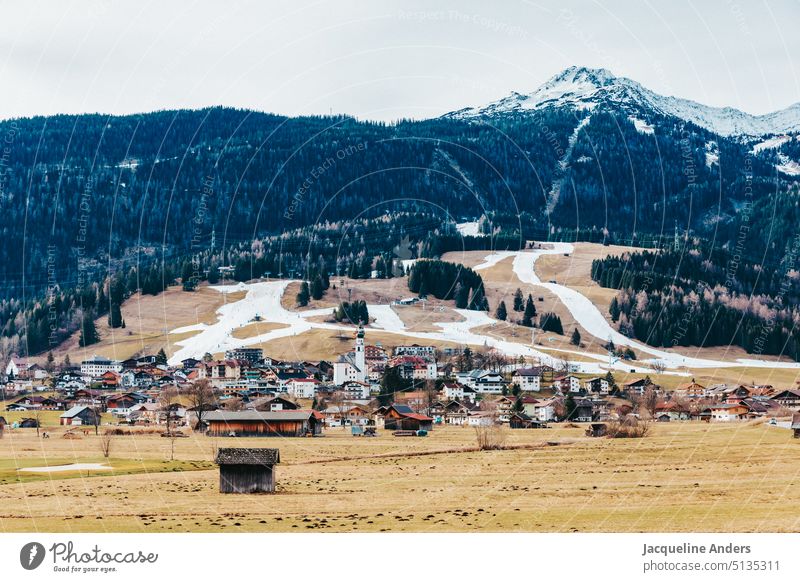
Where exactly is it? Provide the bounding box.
[446,66,800,138]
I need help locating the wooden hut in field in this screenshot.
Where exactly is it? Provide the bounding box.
[382,405,433,431]
[215,448,280,493]
[792,413,800,438]
[204,410,323,437]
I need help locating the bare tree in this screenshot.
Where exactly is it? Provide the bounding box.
[100,432,112,458]
[330,391,350,429]
[650,360,667,374]
[158,386,181,460]
[186,379,216,431]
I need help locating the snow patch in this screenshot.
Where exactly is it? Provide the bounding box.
[629,116,654,135]
[455,221,486,237]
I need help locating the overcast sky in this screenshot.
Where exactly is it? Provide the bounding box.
[1,0,798,121]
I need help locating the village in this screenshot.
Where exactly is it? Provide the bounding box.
[4,324,800,439]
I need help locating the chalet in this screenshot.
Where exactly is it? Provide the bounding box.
[181,358,202,370]
[584,376,610,394]
[675,379,708,399]
[654,401,691,421]
[512,368,544,392]
[382,404,434,431]
[621,378,651,395]
[128,403,160,424]
[198,360,247,382]
[467,411,496,426]
[26,363,50,381]
[441,382,465,400]
[570,398,595,422]
[5,354,29,378]
[204,410,323,437]
[457,370,507,394]
[60,405,100,426]
[340,380,371,400]
[525,398,557,422]
[709,403,748,422]
[105,392,148,416]
[251,396,299,412]
[321,404,371,427]
[770,389,800,410]
[18,418,40,428]
[440,400,476,425]
[509,412,544,429]
[553,374,582,393]
[100,371,121,387]
[215,447,280,494]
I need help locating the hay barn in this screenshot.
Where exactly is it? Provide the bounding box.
[204,410,323,437]
[215,448,280,493]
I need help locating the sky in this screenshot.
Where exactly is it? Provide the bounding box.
[0,0,798,122]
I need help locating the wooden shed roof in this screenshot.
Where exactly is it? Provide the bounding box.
[215,448,280,465]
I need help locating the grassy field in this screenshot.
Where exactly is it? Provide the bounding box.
[2,422,800,532]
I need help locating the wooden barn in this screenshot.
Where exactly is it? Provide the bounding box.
[215,448,280,493]
[382,405,433,431]
[204,410,323,437]
[509,412,544,429]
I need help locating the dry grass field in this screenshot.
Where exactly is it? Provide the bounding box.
[2,421,800,533]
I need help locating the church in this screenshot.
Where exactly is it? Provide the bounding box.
[333,326,367,385]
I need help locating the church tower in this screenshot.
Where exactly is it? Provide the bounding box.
[354,325,366,382]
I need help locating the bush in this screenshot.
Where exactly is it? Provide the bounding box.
[606,415,650,438]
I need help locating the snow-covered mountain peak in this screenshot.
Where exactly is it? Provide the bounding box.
[446,66,800,138]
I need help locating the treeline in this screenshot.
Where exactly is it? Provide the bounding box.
[592,247,800,359]
[407,260,489,310]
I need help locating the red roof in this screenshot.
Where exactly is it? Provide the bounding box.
[403,412,433,421]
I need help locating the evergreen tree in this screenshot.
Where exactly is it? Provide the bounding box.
[571,328,581,346]
[513,288,524,311]
[495,301,508,321]
[310,275,324,300]
[296,281,311,306]
[540,312,564,335]
[207,264,220,284]
[156,348,168,366]
[522,296,536,327]
[79,311,99,347]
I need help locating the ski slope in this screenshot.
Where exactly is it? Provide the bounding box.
[169,247,800,374]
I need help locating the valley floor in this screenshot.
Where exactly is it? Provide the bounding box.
[2,422,799,532]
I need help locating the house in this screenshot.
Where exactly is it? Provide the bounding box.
[100,370,121,387]
[59,405,100,426]
[570,398,595,422]
[467,411,496,426]
[457,370,507,394]
[224,347,264,365]
[382,404,434,431]
[393,344,436,358]
[204,410,323,437]
[512,368,543,392]
[80,355,122,377]
[441,382,465,401]
[5,354,29,378]
[675,379,707,398]
[584,376,610,394]
[525,398,557,422]
[251,396,300,412]
[321,404,371,427]
[340,381,370,400]
[105,392,148,416]
[654,401,691,421]
[622,378,656,396]
[440,400,476,425]
[18,418,40,428]
[553,375,582,393]
[286,378,319,399]
[709,403,748,422]
[509,412,544,429]
[215,447,279,494]
[770,389,800,410]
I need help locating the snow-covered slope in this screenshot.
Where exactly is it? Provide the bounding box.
[446,66,800,138]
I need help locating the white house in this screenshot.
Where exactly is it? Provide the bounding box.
[80,355,122,377]
[457,370,507,394]
[340,381,370,400]
[5,355,28,378]
[512,368,543,392]
[553,375,582,393]
[287,378,319,399]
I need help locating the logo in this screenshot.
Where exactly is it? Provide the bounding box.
[20,542,46,570]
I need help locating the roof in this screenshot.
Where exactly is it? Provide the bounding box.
[205,410,316,422]
[791,413,800,430]
[214,448,280,465]
[60,405,93,418]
